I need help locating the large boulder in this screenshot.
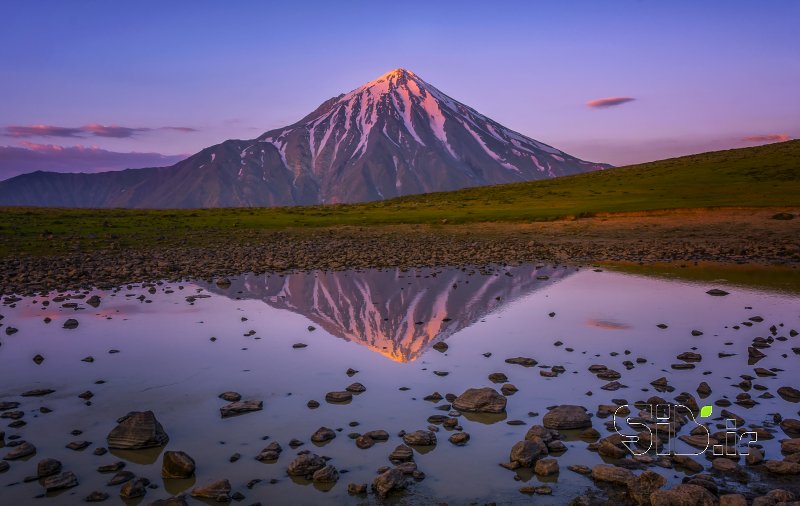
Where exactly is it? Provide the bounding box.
[107,411,169,450]
[452,388,506,413]
[543,405,592,430]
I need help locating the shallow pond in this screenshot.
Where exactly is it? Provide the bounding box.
[1,265,799,505]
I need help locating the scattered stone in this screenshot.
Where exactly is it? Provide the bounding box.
[389,444,414,463]
[534,458,559,476]
[63,318,79,329]
[345,382,366,393]
[347,483,367,495]
[448,432,470,446]
[452,387,506,413]
[120,477,149,499]
[510,438,547,467]
[162,451,196,479]
[543,405,592,429]
[591,464,633,486]
[402,430,436,446]
[255,441,282,461]
[287,453,325,477]
[3,441,36,460]
[706,289,729,296]
[505,357,537,367]
[42,471,79,492]
[373,467,406,498]
[311,426,336,443]
[312,464,339,483]
[325,391,352,403]
[21,389,54,397]
[107,411,169,449]
[218,391,241,402]
[220,400,263,418]
[36,458,62,478]
[84,491,109,502]
[432,342,448,352]
[488,372,508,383]
[191,479,231,502]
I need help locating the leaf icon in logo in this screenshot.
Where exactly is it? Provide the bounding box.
[700,405,713,418]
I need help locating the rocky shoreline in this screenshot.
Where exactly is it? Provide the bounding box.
[2,208,799,296]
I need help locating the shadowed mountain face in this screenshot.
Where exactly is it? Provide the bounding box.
[0,69,608,208]
[205,266,573,362]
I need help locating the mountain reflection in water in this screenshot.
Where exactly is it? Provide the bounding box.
[205,266,573,362]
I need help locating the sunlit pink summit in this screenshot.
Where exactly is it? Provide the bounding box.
[0,68,608,208]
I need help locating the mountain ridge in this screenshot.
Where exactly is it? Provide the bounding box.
[0,68,609,208]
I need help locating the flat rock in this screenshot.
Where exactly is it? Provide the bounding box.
[42,471,78,492]
[107,411,169,449]
[3,441,36,460]
[452,387,506,413]
[191,479,231,502]
[219,400,262,418]
[543,405,592,430]
[505,356,537,367]
[218,391,241,402]
[591,464,633,486]
[345,382,366,393]
[325,391,353,403]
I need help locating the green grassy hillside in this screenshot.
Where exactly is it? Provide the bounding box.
[1,140,798,257]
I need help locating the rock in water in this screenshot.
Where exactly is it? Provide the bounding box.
[42,471,78,492]
[402,430,437,446]
[37,458,62,478]
[389,444,414,463]
[191,479,231,502]
[218,391,241,402]
[373,467,406,498]
[325,391,353,403]
[706,289,729,296]
[510,438,547,467]
[149,496,189,506]
[452,387,507,413]
[287,453,326,477]
[311,426,336,443]
[162,451,196,479]
[120,477,149,499]
[219,400,263,418]
[543,405,592,429]
[591,464,633,486]
[107,411,169,450]
[3,441,36,460]
[63,318,79,329]
[312,465,339,483]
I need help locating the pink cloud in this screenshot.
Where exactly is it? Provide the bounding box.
[2,123,199,139]
[586,97,636,108]
[742,134,791,143]
[0,142,186,181]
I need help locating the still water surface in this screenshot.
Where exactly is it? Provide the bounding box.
[1,265,798,504]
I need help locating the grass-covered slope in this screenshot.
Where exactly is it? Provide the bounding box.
[1,140,798,257]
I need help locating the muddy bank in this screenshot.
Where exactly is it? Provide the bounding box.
[1,208,798,295]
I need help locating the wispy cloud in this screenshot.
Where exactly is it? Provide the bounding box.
[742,134,791,143]
[586,97,636,109]
[0,142,186,181]
[2,124,199,139]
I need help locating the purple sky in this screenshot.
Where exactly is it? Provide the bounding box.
[1,0,798,180]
